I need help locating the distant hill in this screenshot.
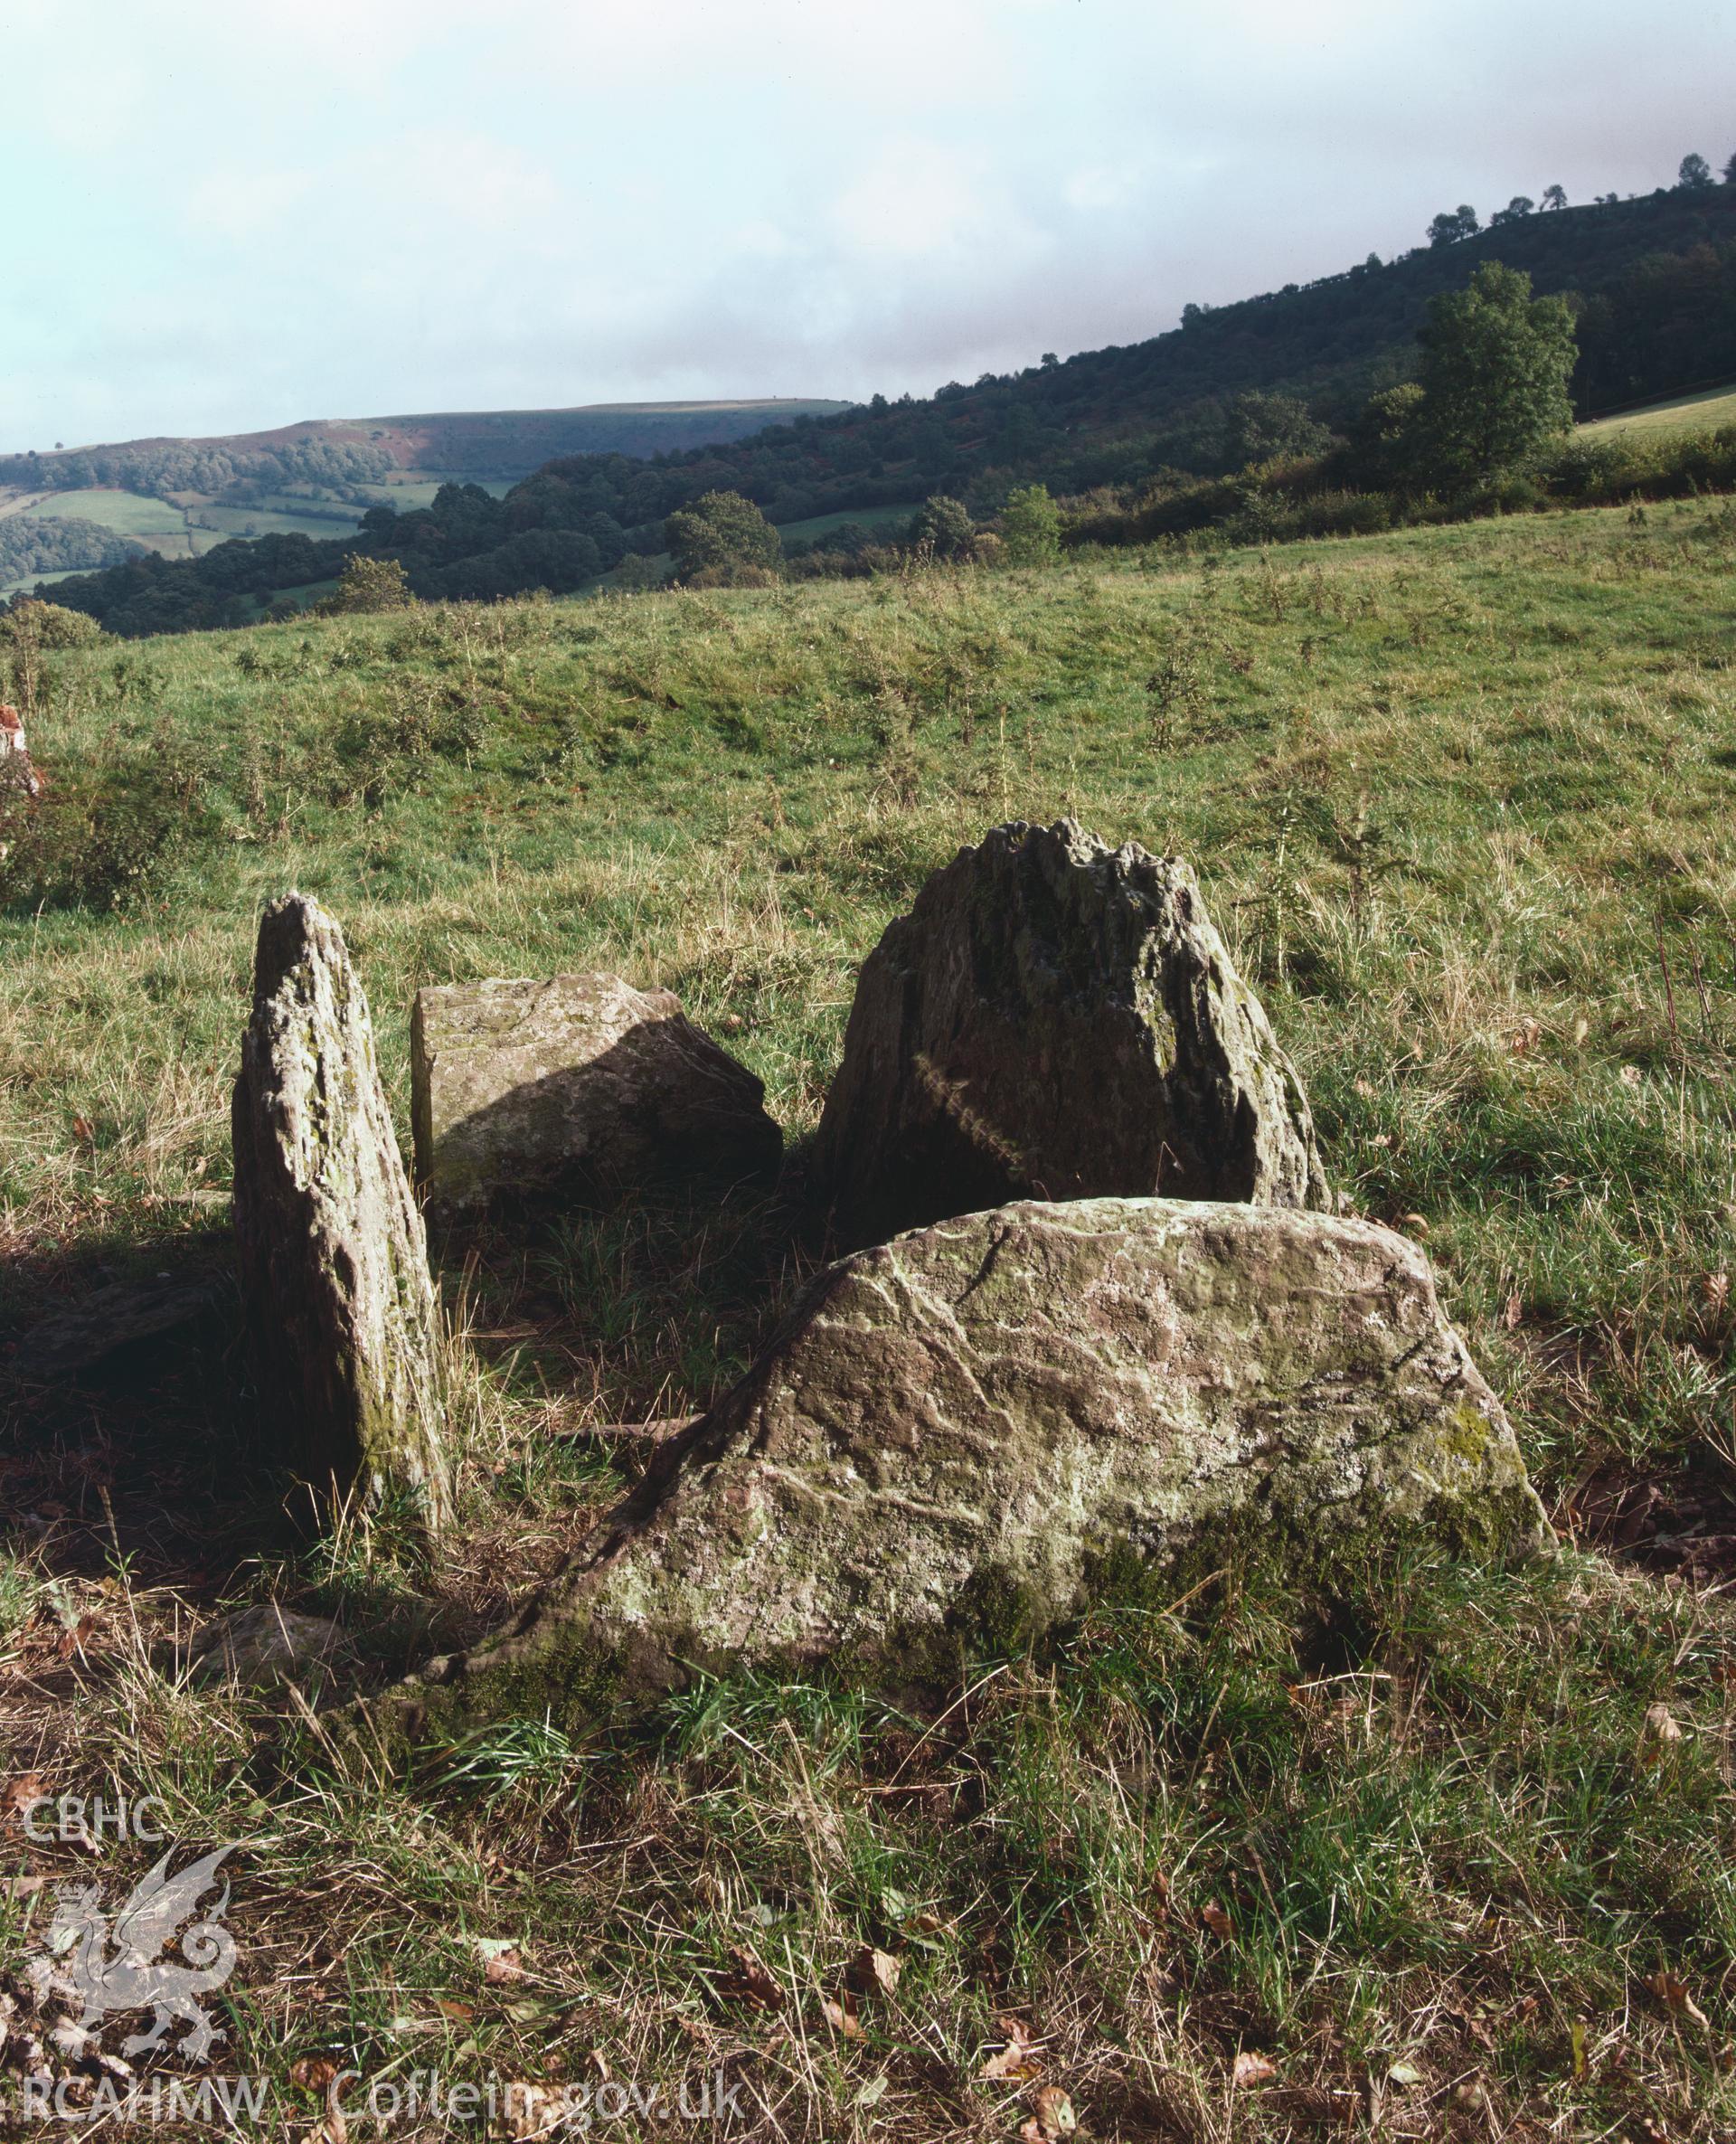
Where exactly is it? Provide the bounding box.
[0,400,849,593]
[486,181,1736,539]
[34,176,1736,635]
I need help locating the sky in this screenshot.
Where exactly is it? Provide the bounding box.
[1,0,1731,449]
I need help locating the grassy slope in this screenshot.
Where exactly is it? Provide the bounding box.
[3,505,1734,2138]
[778,504,917,545]
[1582,382,1736,438]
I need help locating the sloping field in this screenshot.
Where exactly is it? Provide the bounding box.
[1581,380,1736,437]
[21,487,192,541]
[2,503,1733,2137]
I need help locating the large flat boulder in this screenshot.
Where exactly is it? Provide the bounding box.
[389,1197,1543,1729]
[232,893,450,1533]
[812,819,1329,1249]
[410,974,782,1214]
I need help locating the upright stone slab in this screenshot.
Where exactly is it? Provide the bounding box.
[410,973,782,1214]
[387,1197,1543,1731]
[232,893,450,1532]
[812,819,1329,1249]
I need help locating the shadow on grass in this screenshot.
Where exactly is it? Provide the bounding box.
[0,1229,297,1601]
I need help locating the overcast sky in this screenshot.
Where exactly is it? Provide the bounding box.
[1,0,1731,449]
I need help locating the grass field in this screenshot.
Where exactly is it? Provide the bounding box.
[197,504,363,542]
[3,503,1735,2139]
[0,563,84,602]
[21,487,198,542]
[1581,381,1736,438]
[777,504,916,545]
[362,475,517,511]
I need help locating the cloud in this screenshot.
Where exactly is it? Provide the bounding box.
[0,0,1732,441]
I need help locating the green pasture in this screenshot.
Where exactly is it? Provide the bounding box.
[3,501,1735,2139]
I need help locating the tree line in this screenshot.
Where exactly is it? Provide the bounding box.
[20,156,1736,635]
[0,437,392,504]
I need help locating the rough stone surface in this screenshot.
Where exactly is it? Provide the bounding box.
[11,1266,232,1383]
[188,1604,354,1691]
[392,1197,1542,1728]
[232,893,450,1531]
[812,819,1329,1249]
[410,973,783,1213]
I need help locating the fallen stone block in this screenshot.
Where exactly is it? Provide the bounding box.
[410,973,783,1214]
[386,1196,1543,1730]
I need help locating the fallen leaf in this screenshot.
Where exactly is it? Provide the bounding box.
[1571,1015,1590,1046]
[1399,1213,1430,1236]
[722,1944,782,2009]
[291,2057,340,2092]
[312,2071,349,2144]
[850,1944,901,1998]
[71,1116,95,1145]
[1232,2052,1278,2088]
[1024,2096,1079,2144]
[484,1948,526,1987]
[505,2082,576,2140]
[1199,1900,1232,1940]
[1648,1970,1710,2029]
[1386,2060,1426,2088]
[434,1999,476,2023]
[854,2073,889,2108]
[821,1996,864,2040]
[983,2016,1042,2081]
[1508,1018,1542,1054]
[1643,1704,1684,1750]
[4,1774,43,1826]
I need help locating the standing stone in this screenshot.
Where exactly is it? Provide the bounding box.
[410,973,782,1214]
[812,820,1330,1248]
[383,1197,1543,1733]
[232,893,450,1532]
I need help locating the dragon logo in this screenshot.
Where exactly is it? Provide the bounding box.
[45,1846,238,2063]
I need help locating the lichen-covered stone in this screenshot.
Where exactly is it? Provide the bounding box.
[389,1197,1542,1729]
[410,973,782,1213]
[812,819,1329,1249]
[232,893,450,1532]
[187,1604,354,1692]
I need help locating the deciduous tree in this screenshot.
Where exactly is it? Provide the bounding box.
[998,484,1061,565]
[908,496,976,562]
[664,491,782,583]
[1412,261,1577,479]
[1427,204,1479,247]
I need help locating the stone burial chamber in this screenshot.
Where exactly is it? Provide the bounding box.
[363,821,1545,1735]
[410,972,783,1216]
